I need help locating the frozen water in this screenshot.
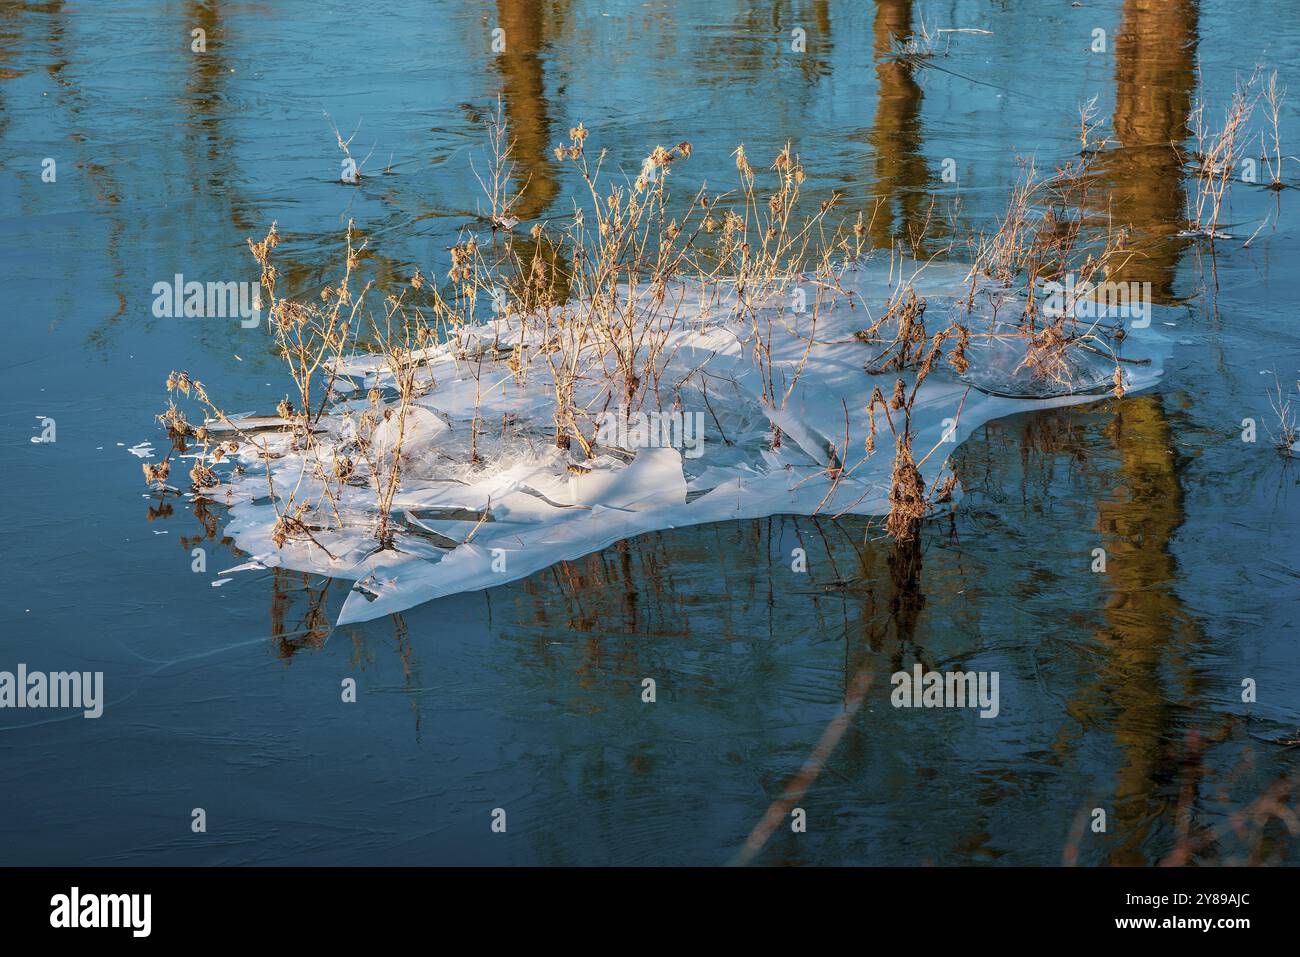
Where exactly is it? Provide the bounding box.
[203,256,1172,625]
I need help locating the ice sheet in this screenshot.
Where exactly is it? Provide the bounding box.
[198,256,1171,625]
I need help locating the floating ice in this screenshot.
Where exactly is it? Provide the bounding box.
[219,558,271,575]
[202,256,1171,625]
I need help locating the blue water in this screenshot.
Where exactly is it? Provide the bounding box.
[1,0,1298,865]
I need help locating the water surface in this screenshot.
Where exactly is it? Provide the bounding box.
[2,0,1298,865]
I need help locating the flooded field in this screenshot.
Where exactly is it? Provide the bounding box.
[1,0,1299,866]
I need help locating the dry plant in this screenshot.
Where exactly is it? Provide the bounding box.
[150,221,437,556]
[851,245,962,376]
[865,348,964,543]
[550,126,701,443]
[532,127,849,454]
[355,297,424,547]
[471,98,527,231]
[148,122,968,559]
[152,371,340,559]
[1260,70,1292,191]
[833,259,969,539]
[890,12,992,65]
[1078,95,1109,155]
[891,10,940,62]
[326,113,372,185]
[1266,373,1299,457]
[724,142,848,449]
[1185,69,1259,238]
[963,153,1133,397]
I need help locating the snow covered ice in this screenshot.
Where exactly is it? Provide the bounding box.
[201,255,1171,625]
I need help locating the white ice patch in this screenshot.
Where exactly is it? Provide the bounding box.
[200,256,1172,625]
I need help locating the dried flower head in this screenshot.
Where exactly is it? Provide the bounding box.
[890,378,907,411]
